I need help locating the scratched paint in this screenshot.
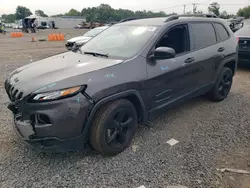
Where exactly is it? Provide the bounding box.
[76,97,80,103]
[35,83,57,93]
[160,66,169,71]
[105,73,116,78]
[156,89,173,97]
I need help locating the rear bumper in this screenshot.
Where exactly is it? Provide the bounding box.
[238,51,250,63]
[8,93,93,152]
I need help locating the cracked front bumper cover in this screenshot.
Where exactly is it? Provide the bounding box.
[9,93,93,152]
[14,114,35,139]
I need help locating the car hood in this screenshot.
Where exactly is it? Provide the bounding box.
[9,51,123,97]
[67,36,92,43]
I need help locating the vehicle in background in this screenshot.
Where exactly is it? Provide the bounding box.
[75,22,105,29]
[65,26,108,50]
[12,24,23,29]
[235,25,250,64]
[37,25,50,29]
[226,17,244,32]
[5,15,238,156]
[74,24,84,29]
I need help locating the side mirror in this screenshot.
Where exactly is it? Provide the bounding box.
[75,42,85,47]
[150,47,176,60]
[72,42,86,52]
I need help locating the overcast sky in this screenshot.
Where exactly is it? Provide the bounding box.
[0,0,249,16]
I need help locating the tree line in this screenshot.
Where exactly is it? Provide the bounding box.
[207,2,250,19]
[1,3,250,23]
[52,4,170,22]
[237,6,250,18]
[1,6,48,23]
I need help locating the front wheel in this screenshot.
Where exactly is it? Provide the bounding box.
[208,67,233,102]
[90,99,138,156]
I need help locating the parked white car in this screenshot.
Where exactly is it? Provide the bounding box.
[65,26,108,50]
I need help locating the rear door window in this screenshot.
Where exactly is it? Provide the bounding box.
[190,23,217,50]
[214,23,229,41]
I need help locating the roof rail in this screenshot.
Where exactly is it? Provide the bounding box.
[181,13,217,18]
[118,17,139,23]
[165,15,180,22]
[165,13,217,22]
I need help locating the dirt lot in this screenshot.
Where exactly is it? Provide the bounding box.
[0,29,250,188]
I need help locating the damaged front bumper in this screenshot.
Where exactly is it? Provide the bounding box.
[7,93,93,152]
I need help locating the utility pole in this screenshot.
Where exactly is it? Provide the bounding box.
[192,3,197,14]
[183,5,186,14]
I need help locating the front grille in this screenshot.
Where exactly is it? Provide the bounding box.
[5,79,23,102]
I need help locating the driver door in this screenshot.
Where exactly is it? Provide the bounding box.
[145,24,201,111]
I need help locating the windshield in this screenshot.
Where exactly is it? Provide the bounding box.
[84,28,105,37]
[81,25,159,59]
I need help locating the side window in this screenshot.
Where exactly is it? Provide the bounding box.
[190,23,216,50]
[155,24,189,54]
[214,23,229,41]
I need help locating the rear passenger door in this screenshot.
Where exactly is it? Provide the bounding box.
[212,22,231,78]
[189,22,221,86]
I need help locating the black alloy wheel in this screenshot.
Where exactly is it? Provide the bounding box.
[218,70,233,99]
[106,108,134,148]
[90,99,137,156]
[208,67,233,102]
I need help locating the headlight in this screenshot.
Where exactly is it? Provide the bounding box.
[32,86,83,101]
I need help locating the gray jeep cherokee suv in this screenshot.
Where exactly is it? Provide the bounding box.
[5,15,238,156]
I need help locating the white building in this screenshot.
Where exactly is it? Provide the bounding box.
[23,15,86,29]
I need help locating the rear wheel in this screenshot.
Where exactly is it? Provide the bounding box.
[90,99,137,156]
[208,67,233,102]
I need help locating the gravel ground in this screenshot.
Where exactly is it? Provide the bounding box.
[1,29,250,188]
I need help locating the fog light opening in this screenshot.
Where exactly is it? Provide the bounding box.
[35,114,52,125]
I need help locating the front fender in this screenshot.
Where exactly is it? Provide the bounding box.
[81,89,147,141]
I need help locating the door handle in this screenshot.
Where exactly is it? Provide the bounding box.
[185,57,195,64]
[218,47,225,52]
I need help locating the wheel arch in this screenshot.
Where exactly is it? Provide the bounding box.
[216,58,237,80]
[82,90,148,141]
[224,59,237,76]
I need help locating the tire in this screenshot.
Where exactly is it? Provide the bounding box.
[208,67,233,102]
[90,99,138,156]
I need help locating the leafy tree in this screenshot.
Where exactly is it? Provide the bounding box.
[15,6,32,19]
[80,4,168,23]
[220,11,228,19]
[1,14,16,23]
[52,4,170,22]
[35,10,48,17]
[237,6,250,18]
[66,9,80,16]
[208,2,220,16]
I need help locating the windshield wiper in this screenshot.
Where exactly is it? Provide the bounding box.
[84,51,109,58]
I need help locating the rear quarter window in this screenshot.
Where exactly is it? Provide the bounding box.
[190,23,217,50]
[214,23,230,41]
